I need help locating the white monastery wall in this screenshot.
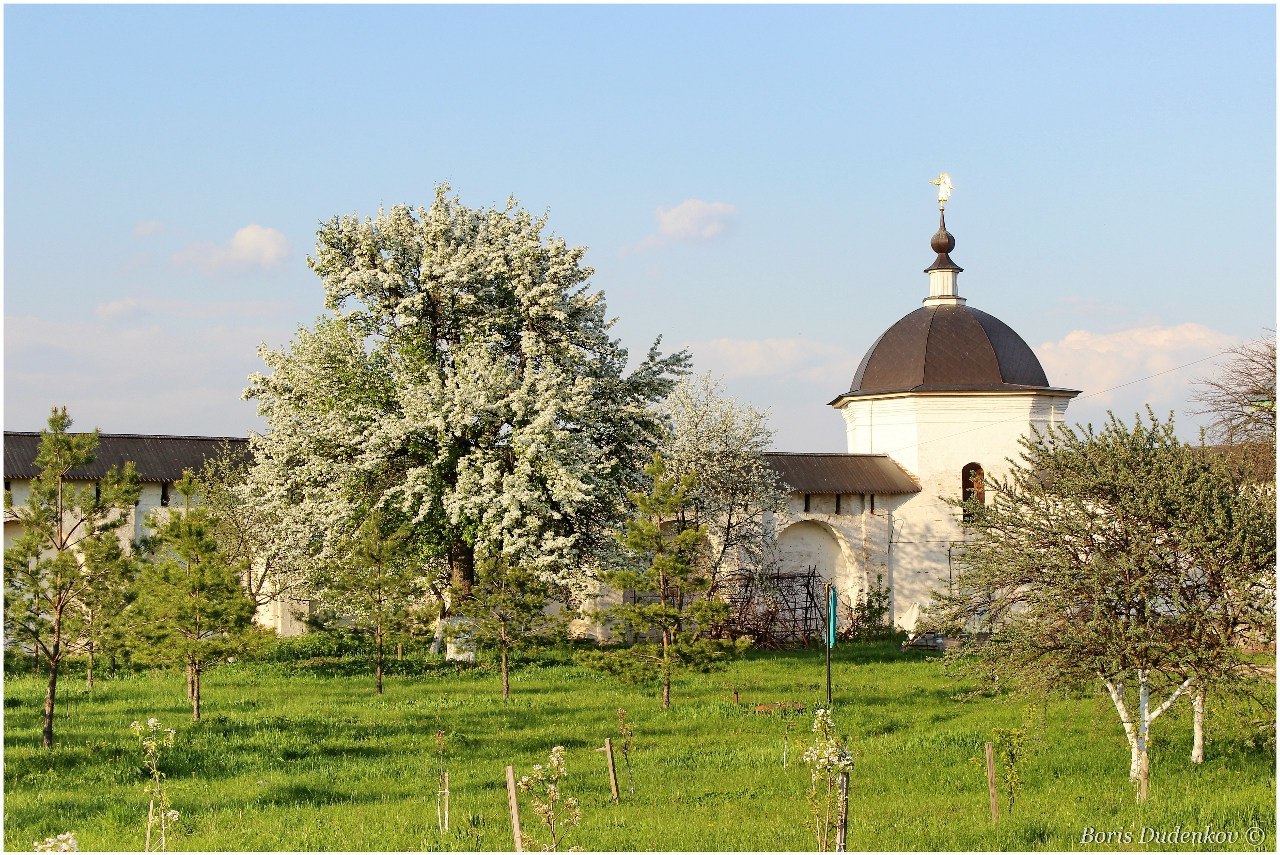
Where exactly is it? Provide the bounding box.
[768,491,893,630]
[839,391,1074,631]
[5,475,301,637]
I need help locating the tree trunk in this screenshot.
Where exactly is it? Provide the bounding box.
[430,594,449,656]
[1135,673,1150,787]
[86,640,95,692]
[42,660,59,749]
[501,648,510,700]
[1105,670,1192,799]
[431,617,446,656]
[186,661,196,701]
[376,629,385,696]
[661,628,671,710]
[1191,687,1206,764]
[397,641,403,661]
[191,662,202,722]
[449,540,475,597]
[1138,747,1149,802]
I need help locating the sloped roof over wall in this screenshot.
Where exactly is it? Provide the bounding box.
[3,433,248,483]
[763,452,920,495]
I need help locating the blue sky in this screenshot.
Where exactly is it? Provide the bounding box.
[4,4,1275,451]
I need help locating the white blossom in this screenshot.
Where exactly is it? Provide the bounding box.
[33,832,78,852]
[244,186,686,601]
[658,373,786,588]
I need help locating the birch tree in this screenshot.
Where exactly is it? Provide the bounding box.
[3,407,140,748]
[243,186,686,610]
[928,412,1274,799]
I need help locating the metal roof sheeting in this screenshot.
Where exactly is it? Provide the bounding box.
[844,304,1058,398]
[4,433,248,483]
[763,452,920,495]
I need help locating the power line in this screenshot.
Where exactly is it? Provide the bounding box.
[1074,349,1230,402]
[874,344,1237,458]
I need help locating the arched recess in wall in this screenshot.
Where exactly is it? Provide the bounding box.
[776,520,847,586]
[961,462,985,521]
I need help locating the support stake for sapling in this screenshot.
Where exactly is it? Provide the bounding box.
[596,739,621,803]
[506,764,523,851]
[604,737,620,803]
[985,741,999,824]
[836,771,849,852]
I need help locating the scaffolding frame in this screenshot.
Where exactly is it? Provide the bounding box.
[722,563,826,648]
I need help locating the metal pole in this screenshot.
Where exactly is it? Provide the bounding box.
[825,583,833,707]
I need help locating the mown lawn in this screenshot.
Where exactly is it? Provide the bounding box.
[3,643,1274,851]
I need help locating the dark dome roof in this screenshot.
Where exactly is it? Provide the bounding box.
[847,304,1050,396]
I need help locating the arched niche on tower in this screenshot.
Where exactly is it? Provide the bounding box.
[776,519,847,586]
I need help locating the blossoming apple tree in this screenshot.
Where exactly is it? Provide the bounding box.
[243,186,687,610]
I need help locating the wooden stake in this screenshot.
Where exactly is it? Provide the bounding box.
[984,741,999,824]
[835,771,849,852]
[604,737,620,803]
[443,770,450,833]
[505,765,523,852]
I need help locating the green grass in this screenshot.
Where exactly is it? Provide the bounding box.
[4,644,1274,851]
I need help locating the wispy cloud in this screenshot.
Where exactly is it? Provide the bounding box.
[4,313,283,435]
[624,199,737,254]
[684,337,857,386]
[173,224,291,273]
[93,296,292,322]
[133,219,164,237]
[1037,323,1238,427]
[1054,294,1124,316]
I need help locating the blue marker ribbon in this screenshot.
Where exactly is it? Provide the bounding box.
[828,586,837,649]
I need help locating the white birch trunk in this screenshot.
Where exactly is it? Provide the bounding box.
[1103,671,1194,784]
[1136,670,1150,783]
[1191,687,1205,764]
[1103,678,1140,778]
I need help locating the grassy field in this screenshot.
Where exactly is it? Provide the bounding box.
[3,643,1274,851]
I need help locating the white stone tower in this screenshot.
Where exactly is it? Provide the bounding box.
[827,186,1079,630]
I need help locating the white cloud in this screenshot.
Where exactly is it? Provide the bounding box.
[1037,323,1238,429]
[173,224,291,273]
[93,297,292,322]
[656,199,735,241]
[625,199,737,253]
[1054,294,1123,316]
[133,220,164,237]
[685,337,857,386]
[95,297,152,321]
[4,313,282,435]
